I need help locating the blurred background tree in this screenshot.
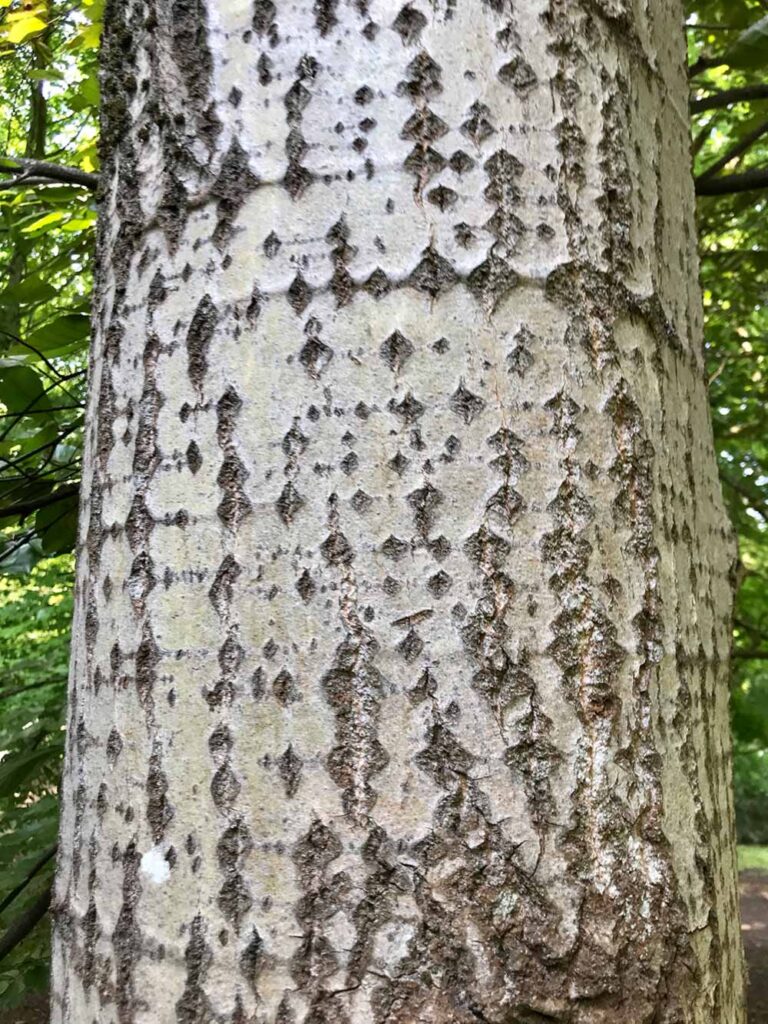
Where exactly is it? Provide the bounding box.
[0,0,767,1010]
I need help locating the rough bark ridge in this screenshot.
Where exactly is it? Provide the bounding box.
[52,1,745,1022]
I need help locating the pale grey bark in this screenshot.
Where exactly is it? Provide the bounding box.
[52,2,745,1022]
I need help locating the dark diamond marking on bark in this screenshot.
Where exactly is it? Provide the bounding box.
[217,454,251,528]
[409,667,438,704]
[508,343,534,377]
[314,0,338,35]
[449,150,474,174]
[240,928,266,994]
[486,484,524,526]
[381,535,409,560]
[416,722,475,788]
[186,294,218,391]
[288,273,312,314]
[283,423,309,458]
[216,819,253,931]
[322,637,388,822]
[208,724,233,760]
[211,763,240,812]
[341,452,359,475]
[147,742,173,843]
[211,139,259,249]
[427,185,458,210]
[428,535,451,561]
[397,628,424,663]
[355,85,374,105]
[299,338,334,378]
[273,668,300,706]
[263,231,281,258]
[427,569,452,597]
[276,481,305,525]
[186,440,202,474]
[127,552,156,615]
[107,727,123,766]
[461,101,496,144]
[135,623,159,722]
[389,450,410,475]
[393,4,427,44]
[209,555,241,617]
[397,52,443,100]
[278,745,303,797]
[380,329,415,371]
[382,575,402,595]
[253,0,277,37]
[499,56,538,92]
[409,246,457,296]
[450,382,485,424]
[465,524,510,566]
[320,531,354,565]
[407,482,444,535]
[467,254,519,310]
[388,392,425,424]
[351,489,373,512]
[296,569,316,602]
[404,145,447,182]
[401,108,449,144]
[544,390,582,444]
[363,267,392,299]
[175,914,214,1023]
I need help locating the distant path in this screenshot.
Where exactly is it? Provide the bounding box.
[743,870,768,1023]
[1,873,767,1023]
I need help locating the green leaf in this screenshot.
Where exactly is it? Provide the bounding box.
[36,495,78,555]
[21,211,66,234]
[0,743,61,799]
[3,12,47,45]
[27,314,90,353]
[722,13,768,69]
[0,274,57,305]
[0,366,50,414]
[0,538,44,574]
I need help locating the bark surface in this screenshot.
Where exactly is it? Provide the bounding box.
[52,1,745,1022]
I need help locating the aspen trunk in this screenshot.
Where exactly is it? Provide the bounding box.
[52,2,745,1021]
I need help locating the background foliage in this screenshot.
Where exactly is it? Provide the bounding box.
[0,0,767,1009]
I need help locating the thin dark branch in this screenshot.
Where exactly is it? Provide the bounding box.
[685,24,746,31]
[0,483,79,522]
[689,55,725,78]
[0,157,97,190]
[0,847,57,916]
[0,884,52,964]
[696,167,768,195]
[733,649,768,659]
[699,118,768,181]
[691,84,768,113]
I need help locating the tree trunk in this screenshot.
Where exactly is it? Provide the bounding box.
[52,2,745,1022]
